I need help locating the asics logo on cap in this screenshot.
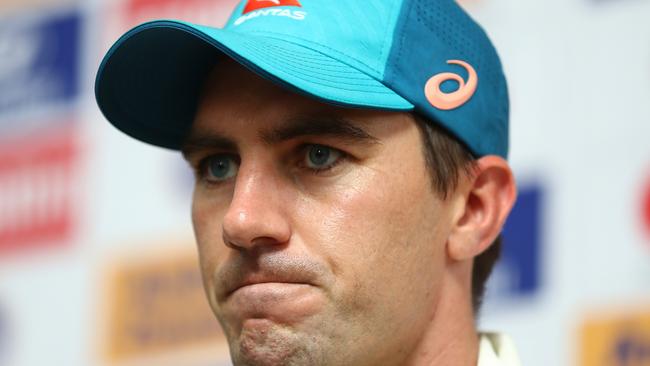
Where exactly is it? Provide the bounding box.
[424,60,478,111]
[243,0,302,14]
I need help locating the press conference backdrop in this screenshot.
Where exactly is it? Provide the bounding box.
[0,0,649,365]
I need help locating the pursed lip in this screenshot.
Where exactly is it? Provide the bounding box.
[215,254,328,302]
[226,278,313,297]
[222,275,325,324]
[222,272,318,300]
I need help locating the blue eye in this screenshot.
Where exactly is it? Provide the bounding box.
[305,145,342,170]
[203,155,239,182]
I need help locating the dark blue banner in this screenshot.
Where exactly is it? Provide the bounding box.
[488,182,544,298]
[0,10,81,119]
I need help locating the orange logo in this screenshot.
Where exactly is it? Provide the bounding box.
[243,0,302,14]
[580,309,650,366]
[424,60,478,111]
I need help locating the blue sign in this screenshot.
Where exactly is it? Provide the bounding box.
[0,10,80,119]
[487,182,544,298]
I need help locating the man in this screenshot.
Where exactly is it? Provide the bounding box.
[95,1,520,365]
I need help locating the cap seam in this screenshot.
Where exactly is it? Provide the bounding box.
[394,0,415,67]
[379,0,404,78]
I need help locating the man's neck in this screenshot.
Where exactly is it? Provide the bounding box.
[403,267,479,366]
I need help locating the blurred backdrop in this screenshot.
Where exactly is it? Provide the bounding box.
[0,0,649,365]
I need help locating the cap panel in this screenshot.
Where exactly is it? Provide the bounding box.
[384,0,509,158]
[192,24,413,107]
[224,1,404,80]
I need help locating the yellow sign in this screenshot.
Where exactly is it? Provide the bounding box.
[101,244,229,364]
[580,307,650,366]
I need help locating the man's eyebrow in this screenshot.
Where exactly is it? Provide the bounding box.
[181,116,379,160]
[181,134,237,160]
[260,116,380,145]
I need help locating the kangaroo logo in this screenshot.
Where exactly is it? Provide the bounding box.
[424,60,478,111]
[243,0,302,14]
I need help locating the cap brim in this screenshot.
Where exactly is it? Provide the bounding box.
[95,20,413,150]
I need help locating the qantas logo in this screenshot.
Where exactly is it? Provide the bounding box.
[243,0,302,14]
[424,60,477,111]
[235,0,306,26]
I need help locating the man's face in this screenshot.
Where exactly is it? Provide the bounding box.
[185,60,459,366]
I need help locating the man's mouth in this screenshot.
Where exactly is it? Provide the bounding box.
[216,253,329,302]
[224,280,323,324]
[227,278,313,298]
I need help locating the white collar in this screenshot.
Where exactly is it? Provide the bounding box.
[477,333,521,366]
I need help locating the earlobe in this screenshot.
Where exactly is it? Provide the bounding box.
[447,155,517,261]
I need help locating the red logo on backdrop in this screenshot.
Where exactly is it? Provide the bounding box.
[243,0,302,14]
[643,174,650,235]
[0,128,77,253]
[124,0,238,30]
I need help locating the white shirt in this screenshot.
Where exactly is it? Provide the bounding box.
[477,333,521,366]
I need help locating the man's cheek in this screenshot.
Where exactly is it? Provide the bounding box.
[327,174,421,243]
[302,176,410,280]
[192,206,214,260]
[191,200,227,294]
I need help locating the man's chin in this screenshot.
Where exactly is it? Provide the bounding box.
[232,318,318,366]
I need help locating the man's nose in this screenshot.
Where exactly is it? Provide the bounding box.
[222,166,291,251]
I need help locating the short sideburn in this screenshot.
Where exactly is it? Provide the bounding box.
[412,113,502,315]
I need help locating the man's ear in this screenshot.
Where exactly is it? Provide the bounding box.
[447,155,517,261]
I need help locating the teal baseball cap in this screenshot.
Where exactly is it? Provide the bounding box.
[95,0,509,157]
